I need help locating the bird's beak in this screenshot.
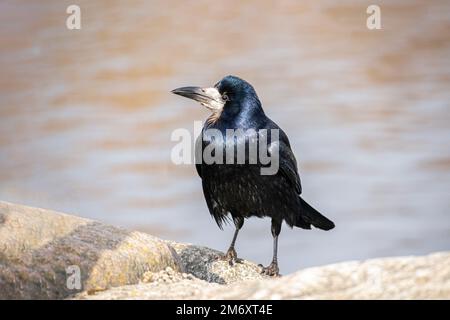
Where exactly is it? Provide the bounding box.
[171,86,225,111]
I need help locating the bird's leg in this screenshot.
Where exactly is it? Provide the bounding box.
[259,219,281,276]
[222,228,241,265]
[218,217,244,266]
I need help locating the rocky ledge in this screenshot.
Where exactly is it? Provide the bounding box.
[0,201,449,299]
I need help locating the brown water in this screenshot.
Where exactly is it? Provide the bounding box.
[1,0,449,272]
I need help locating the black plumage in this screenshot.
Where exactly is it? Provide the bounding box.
[172,75,334,276]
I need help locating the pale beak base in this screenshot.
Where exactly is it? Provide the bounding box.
[171,86,225,111]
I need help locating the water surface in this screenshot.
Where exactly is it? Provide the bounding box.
[0,0,449,272]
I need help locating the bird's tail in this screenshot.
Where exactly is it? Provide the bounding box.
[296,197,335,231]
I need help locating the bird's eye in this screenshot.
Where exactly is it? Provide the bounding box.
[222,92,229,101]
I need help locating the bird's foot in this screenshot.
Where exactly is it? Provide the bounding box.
[258,262,280,277]
[215,247,243,266]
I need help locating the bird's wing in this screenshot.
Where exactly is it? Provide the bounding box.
[278,141,302,194]
[202,181,230,229]
[271,129,302,194]
[194,134,202,178]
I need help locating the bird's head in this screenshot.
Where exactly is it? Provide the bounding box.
[171,75,262,119]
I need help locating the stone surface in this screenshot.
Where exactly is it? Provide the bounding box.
[1,201,449,300]
[166,241,266,284]
[75,252,450,300]
[0,201,181,299]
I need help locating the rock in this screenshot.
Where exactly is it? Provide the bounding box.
[166,241,266,284]
[1,201,449,300]
[76,275,221,300]
[0,201,182,299]
[201,251,450,299]
[76,252,450,300]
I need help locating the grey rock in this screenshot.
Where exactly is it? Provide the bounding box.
[166,241,266,284]
[1,201,449,300]
[76,252,450,300]
[0,201,182,299]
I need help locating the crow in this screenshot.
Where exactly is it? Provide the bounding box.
[172,75,334,276]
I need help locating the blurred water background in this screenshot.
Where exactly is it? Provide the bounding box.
[0,0,449,273]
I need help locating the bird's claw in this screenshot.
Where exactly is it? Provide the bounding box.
[215,248,243,266]
[259,262,280,277]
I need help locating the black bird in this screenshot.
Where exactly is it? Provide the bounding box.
[172,75,334,276]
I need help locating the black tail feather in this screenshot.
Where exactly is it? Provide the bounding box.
[296,197,335,231]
